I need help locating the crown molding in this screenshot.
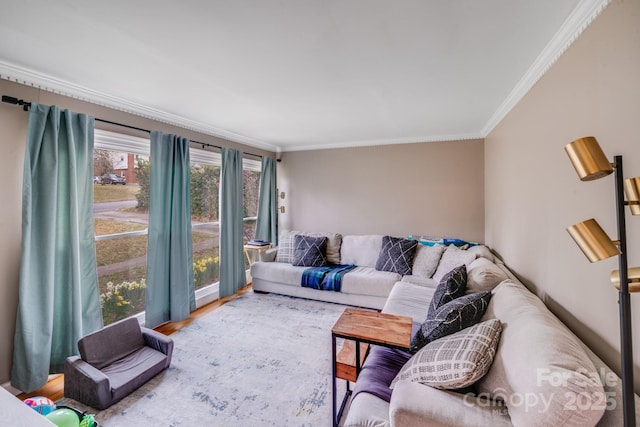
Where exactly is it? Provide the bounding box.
[280,132,483,152]
[0,60,280,153]
[0,0,611,153]
[481,0,612,137]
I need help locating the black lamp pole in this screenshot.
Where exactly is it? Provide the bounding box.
[613,155,636,427]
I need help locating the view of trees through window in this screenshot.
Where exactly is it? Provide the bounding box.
[190,162,221,292]
[243,168,261,245]
[94,146,261,325]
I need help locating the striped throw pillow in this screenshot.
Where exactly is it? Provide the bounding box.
[391,319,502,390]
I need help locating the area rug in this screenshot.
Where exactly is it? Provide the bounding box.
[60,292,349,426]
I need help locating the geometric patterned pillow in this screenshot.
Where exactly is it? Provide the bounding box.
[292,235,328,267]
[375,236,418,276]
[410,291,492,353]
[391,319,502,390]
[294,231,343,264]
[428,265,467,318]
[275,232,296,263]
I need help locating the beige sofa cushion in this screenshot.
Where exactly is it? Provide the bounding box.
[382,281,434,324]
[250,261,306,285]
[341,266,400,298]
[340,235,383,268]
[466,257,508,293]
[401,275,438,288]
[467,245,495,262]
[477,280,606,426]
[389,382,512,427]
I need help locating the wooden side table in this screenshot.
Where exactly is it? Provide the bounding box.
[331,308,412,427]
[243,243,272,266]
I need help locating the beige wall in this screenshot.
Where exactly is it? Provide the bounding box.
[0,78,275,386]
[0,81,36,386]
[278,140,485,242]
[485,0,640,391]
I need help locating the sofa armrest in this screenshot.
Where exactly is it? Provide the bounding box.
[141,327,174,367]
[262,247,278,262]
[64,356,111,409]
[390,381,512,427]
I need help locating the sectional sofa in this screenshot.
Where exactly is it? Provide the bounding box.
[251,231,640,426]
[345,262,640,426]
[251,232,491,309]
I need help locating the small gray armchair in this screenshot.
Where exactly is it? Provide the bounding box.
[64,317,173,409]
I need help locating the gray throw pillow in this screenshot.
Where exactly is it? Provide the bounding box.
[292,235,328,267]
[412,244,445,278]
[410,291,492,353]
[432,244,476,282]
[428,265,467,318]
[375,236,418,276]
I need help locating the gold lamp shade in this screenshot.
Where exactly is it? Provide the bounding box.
[567,218,620,262]
[624,177,640,216]
[610,267,640,292]
[564,137,614,181]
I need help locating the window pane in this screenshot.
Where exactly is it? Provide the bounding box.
[242,168,261,270]
[243,168,261,244]
[191,162,221,290]
[94,149,149,325]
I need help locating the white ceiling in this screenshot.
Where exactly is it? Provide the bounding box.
[0,0,609,152]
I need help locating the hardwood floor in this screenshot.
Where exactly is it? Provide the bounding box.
[16,284,253,402]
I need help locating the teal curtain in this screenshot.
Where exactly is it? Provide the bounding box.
[219,148,246,298]
[145,131,195,328]
[255,156,277,245]
[11,104,102,392]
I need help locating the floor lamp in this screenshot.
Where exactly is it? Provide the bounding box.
[565,136,639,427]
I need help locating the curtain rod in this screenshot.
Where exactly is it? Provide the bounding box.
[2,95,263,159]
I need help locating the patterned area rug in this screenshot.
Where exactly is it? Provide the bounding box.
[60,291,349,426]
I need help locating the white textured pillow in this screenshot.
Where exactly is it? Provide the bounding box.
[412,244,445,278]
[340,235,383,268]
[477,280,605,426]
[294,231,342,264]
[391,319,502,390]
[466,257,508,293]
[432,244,476,282]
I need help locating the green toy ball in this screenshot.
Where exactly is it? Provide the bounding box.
[79,414,96,427]
[45,408,80,427]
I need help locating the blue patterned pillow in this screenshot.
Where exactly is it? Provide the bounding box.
[292,235,328,267]
[410,291,492,353]
[375,236,418,275]
[428,265,467,318]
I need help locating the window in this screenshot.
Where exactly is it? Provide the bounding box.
[190,149,263,284]
[94,130,150,325]
[242,162,261,268]
[94,130,264,323]
[190,149,221,292]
